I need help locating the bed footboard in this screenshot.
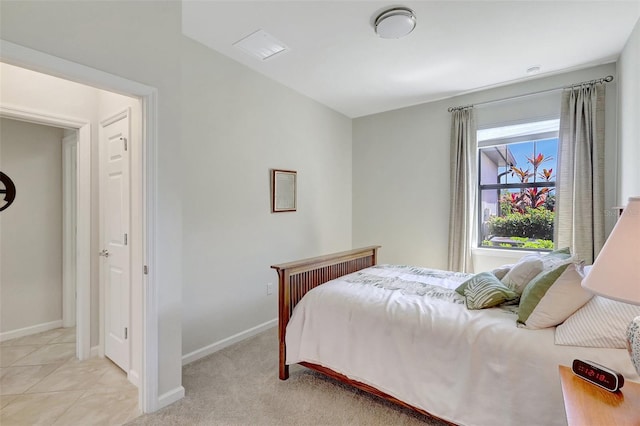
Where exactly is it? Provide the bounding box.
[271,245,380,380]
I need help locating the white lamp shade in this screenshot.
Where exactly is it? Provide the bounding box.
[581,196,640,305]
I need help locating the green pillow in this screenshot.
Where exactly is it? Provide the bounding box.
[517,262,592,329]
[518,263,571,326]
[456,272,519,310]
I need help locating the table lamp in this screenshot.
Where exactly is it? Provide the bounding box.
[581,196,640,375]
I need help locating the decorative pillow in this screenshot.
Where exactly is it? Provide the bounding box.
[500,254,544,294]
[540,249,574,270]
[491,264,512,281]
[456,272,519,310]
[455,273,476,295]
[517,262,592,329]
[455,271,494,295]
[555,296,640,348]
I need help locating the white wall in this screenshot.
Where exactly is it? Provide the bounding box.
[353,64,618,272]
[0,1,184,399]
[180,38,352,357]
[618,18,640,202]
[0,1,353,405]
[0,64,100,343]
[0,118,64,332]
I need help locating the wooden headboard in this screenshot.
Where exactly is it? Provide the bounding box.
[271,245,380,379]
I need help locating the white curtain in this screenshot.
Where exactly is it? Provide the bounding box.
[555,84,605,264]
[448,108,477,273]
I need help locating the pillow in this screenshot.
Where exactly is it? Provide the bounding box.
[500,254,544,294]
[540,249,574,270]
[555,296,640,348]
[491,264,512,280]
[455,271,494,295]
[517,262,592,329]
[456,272,519,310]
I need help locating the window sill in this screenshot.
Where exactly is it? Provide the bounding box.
[471,247,541,260]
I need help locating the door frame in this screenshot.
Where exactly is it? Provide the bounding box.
[62,132,77,329]
[0,40,159,413]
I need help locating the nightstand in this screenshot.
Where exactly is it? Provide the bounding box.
[559,365,640,426]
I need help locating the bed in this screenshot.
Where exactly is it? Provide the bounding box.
[271,246,640,426]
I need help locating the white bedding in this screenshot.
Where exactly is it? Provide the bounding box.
[286,265,639,426]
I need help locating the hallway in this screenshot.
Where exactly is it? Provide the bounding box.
[0,327,140,425]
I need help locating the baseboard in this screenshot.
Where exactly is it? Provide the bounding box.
[157,386,185,410]
[182,318,277,366]
[90,346,99,358]
[0,320,63,342]
[128,369,141,387]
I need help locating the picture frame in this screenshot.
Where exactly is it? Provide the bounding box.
[271,169,297,212]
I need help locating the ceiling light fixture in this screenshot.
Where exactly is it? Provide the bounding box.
[375,7,416,39]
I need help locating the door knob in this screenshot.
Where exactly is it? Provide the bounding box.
[99,249,110,258]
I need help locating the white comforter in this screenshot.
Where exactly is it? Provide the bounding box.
[286,265,639,426]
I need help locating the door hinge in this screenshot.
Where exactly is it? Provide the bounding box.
[124,327,128,339]
[124,233,128,245]
[143,265,148,275]
[120,136,128,151]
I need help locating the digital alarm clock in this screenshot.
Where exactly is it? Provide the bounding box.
[572,359,624,392]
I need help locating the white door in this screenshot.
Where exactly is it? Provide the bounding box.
[99,109,131,372]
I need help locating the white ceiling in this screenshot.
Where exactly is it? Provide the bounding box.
[182,1,640,118]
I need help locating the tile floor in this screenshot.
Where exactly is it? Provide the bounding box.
[0,327,140,425]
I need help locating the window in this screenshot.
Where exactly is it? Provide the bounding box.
[478,119,559,250]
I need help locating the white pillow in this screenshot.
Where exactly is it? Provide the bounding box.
[501,254,544,294]
[540,253,574,271]
[555,296,640,348]
[517,262,592,330]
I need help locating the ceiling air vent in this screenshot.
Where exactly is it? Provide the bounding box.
[233,29,289,61]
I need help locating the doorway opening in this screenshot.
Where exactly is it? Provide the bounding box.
[0,40,160,413]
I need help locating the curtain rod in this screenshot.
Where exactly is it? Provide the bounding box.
[447,75,614,112]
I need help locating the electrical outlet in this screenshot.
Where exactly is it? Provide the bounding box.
[267,282,273,295]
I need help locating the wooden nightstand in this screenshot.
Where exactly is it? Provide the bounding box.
[559,365,640,426]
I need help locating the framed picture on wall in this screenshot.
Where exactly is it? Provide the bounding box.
[271,169,297,212]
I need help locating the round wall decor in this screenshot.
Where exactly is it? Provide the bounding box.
[0,171,16,212]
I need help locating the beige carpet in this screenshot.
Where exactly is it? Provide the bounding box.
[127,327,450,425]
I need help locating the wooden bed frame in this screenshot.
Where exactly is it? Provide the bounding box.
[271,245,454,425]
